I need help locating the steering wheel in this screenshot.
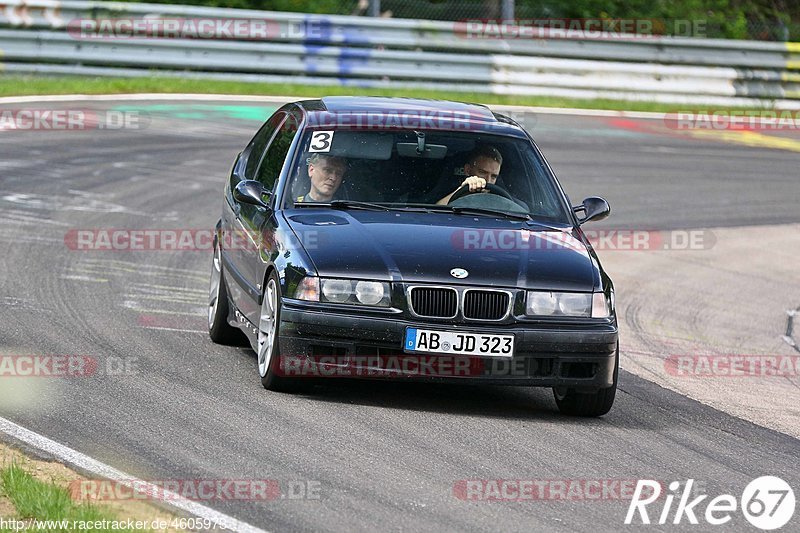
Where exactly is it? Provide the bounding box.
[448,182,514,203]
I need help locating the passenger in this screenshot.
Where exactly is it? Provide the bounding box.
[296,154,347,202]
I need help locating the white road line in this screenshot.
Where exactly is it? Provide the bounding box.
[0,93,667,119]
[0,416,270,533]
[141,326,206,334]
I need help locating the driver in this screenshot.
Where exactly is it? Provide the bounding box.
[296,153,347,203]
[436,145,503,205]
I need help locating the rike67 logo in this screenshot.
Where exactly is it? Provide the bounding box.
[625,477,795,530]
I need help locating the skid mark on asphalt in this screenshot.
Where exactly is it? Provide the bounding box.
[0,209,70,226]
[0,204,66,243]
[0,229,62,245]
[59,274,109,283]
[136,314,206,334]
[0,161,38,170]
[71,259,207,280]
[0,297,52,314]
[0,203,72,242]
[0,191,149,216]
[88,259,206,332]
[121,303,197,315]
[128,287,205,305]
[59,258,208,333]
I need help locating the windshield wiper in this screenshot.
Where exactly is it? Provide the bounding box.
[418,205,568,228]
[451,206,532,221]
[294,200,390,212]
[419,204,532,221]
[294,201,564,228]
[330,200,392,211]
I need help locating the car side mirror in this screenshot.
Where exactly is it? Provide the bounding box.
[233,180,270,210]
[573,196,610,225]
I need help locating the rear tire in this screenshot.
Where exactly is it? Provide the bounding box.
[257,271,301,392]
[208,241,239,345]
[553,347,618,417]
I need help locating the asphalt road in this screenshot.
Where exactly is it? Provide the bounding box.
[0,99,798,532]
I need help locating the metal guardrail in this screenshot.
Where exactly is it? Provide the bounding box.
[1,0,799,107]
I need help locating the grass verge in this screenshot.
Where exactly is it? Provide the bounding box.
[0,75,778,113]
[0,463,147,532]
[0,443,180,533]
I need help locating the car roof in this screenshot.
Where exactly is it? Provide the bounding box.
[294,96,529,139]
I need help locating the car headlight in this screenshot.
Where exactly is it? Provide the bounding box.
[526,291,610,318]
[321,279,353,303]
[296,277,391,307]
[354,281,387,305]
[526,292,558,315]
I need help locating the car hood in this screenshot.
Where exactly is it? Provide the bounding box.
[284,209,600,291]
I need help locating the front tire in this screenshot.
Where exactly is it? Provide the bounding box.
[553,348,618,417]
[208,241,239,345]
[257,271,298,392]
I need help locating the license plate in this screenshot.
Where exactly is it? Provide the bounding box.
[404,328,514,357]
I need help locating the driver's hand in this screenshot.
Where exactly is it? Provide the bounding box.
[461,176,487,192]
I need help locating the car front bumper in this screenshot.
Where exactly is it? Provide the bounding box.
[276,301,618,389]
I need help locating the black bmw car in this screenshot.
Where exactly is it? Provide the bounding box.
[208,97,618,416]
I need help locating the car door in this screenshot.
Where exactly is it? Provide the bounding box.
[229,111,301,326]
[221,111,286,318]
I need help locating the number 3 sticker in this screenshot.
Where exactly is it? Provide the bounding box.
[309,130,334,152]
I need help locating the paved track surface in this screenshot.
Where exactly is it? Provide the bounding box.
[0,99,798,532]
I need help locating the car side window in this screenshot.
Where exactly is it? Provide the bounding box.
[255,113,299,191]
[521,148,564,217]
[244,112,285,181]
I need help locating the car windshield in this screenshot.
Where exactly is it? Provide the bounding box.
[283,129,571,223]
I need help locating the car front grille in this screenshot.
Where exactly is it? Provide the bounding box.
[463,290,510,320]
[408,287,511,320]
[409,287,458,318]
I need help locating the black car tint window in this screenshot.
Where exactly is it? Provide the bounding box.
[244,112,285,180]
[520,147,563,217]
[283,130,571,222]
[255,114,299,191]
